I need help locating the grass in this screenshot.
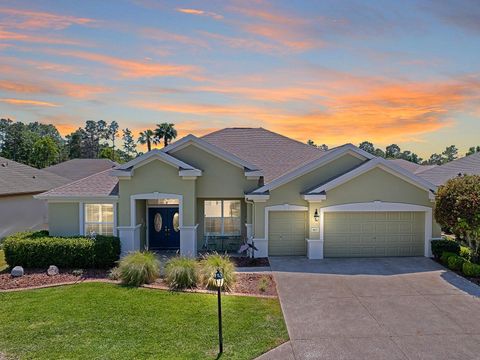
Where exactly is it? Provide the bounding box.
[0,249,7,272]
[0,282,288,359]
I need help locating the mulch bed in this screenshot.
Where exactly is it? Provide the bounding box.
[231,257,270,267]
[0,269,108,290]
[0,269,277,297]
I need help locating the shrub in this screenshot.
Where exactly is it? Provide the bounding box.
[447,255,466,271]
[93,235,121,268]
[2,231,120,269]
[258,276,269,293]
[199,253,236,291]
[440,251,457,264]
[165,256,198,290]
[118,251,160,286]
[3,232,94,268]
[460,246,472,261]
[431,239,460,259]
[108,267,121,280]
[462,262,480,277]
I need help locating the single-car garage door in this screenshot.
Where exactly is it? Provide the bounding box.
[324,211,424,257]
[269,211,307,256]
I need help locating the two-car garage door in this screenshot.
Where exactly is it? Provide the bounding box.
[324,211,425,257]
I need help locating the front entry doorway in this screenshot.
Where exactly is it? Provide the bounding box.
[148,207,180,250]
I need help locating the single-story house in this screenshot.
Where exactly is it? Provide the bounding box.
[0,157,70,238]
[416,151,480,186]
[36,128,442,259]
[43,158,118,181]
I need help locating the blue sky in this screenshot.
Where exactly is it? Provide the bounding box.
[0,0,479,157]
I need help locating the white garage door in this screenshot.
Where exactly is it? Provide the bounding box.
[324,211,425,257]
[268,211,307,256]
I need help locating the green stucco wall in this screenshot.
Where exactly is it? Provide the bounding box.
[172,145,259,197]
[118,160,196,227]
[306,167,439,239]
[48,203,79,236]
[254,154,365,238]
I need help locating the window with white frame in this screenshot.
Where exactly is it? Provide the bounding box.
[84,204,115,236]
[204,200,241,236]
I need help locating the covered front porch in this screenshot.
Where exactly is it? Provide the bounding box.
[117,193,252,257]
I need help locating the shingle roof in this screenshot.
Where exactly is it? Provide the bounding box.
[0,156,70,196]
[37,169,119,198]
[43,158,118,181]
[388,159,436,174]
[201,127,327,182]
[418,152,480,186]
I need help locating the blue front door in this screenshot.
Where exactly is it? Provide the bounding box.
[148,207,180,250]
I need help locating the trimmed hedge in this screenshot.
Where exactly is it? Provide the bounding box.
[3,231,120,269]
[440,251,457,264]
[431,239,460,259]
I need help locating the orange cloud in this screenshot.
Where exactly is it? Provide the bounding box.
[140,28,209,48]
[52,50,200,79]
[0,79,110,100]
[0,28,87,45]
[0,7,95,30]
[0,98,59,107]
[176,8,223,20]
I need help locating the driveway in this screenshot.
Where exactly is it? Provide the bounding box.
[258,257,480,360]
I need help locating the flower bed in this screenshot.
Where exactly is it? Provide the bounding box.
[0,269,277,296]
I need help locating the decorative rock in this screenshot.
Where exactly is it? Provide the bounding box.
[47,265,59,276]
[11,266,24,277]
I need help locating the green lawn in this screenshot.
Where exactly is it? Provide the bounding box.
[0,283,288,359]
[0,249,7,272]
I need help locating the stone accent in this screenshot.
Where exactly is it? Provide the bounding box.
[47,265,59,276]
[11,266,24,277]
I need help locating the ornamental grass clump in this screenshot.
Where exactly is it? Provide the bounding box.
[165,256,198,290]
[118,251,160,286]
[199,252,236,291]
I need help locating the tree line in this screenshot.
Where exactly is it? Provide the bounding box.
[307,139,480,165]
[0,118,177,168]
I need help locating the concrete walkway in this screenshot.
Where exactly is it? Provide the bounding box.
[257,257,480,360]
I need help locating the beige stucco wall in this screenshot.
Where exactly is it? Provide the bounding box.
[254,154,365,238]
[306,167,440,239]
[48,202,79,236]
[172,145,259,197]
[118,160,196,227]
[0,194,48,238]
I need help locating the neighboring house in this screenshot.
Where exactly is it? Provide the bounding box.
[417,151,480,186]
[0,157,70,238]
[388,159,436,174]
[43,158,117,181]
[36,128,441,259]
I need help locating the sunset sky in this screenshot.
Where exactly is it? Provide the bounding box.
[0,0,479,157]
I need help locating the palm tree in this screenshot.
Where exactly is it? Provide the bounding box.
[137,129,155,152]
[155,123,177,148]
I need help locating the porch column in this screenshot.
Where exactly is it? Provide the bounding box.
[179,225,198,257]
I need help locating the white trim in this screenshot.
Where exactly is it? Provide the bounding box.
[303,194,326,202]
[163,134,262,172]
[245,194,270,202]
[252,144,374,194]
[130,192,183,228]
[307,158,437,195]
[79,202,84,236]
[179,169,202,177]
[36,195,119,202]
[115,149,198,172]
[264,204,308,257]
[319,201,433,258]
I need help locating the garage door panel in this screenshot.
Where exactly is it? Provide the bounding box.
[324,211,424,257]
[268,211,306,256]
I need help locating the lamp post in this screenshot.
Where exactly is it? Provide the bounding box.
[214,269,224,354]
